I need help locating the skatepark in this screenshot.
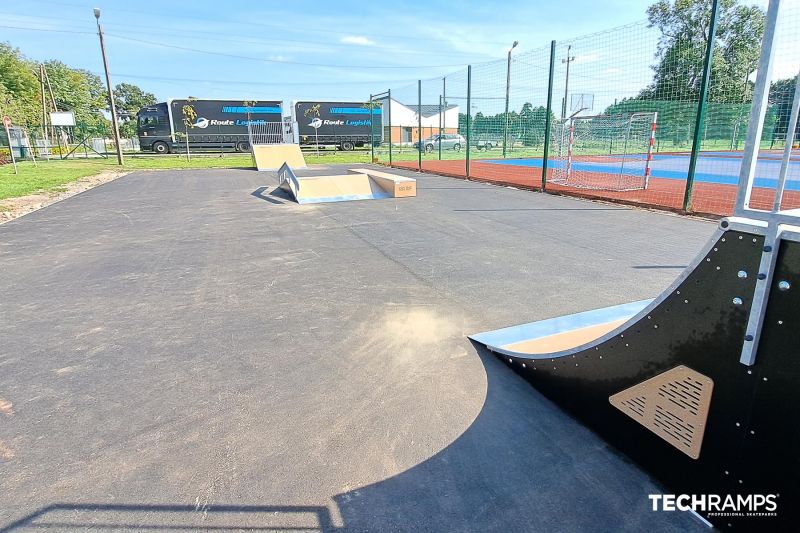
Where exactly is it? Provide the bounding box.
[2,0,799,530]
[1,163,715,531]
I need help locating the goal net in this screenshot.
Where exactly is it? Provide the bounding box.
[549,112,657,191]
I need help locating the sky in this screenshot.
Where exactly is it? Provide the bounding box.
[1,0,795,114]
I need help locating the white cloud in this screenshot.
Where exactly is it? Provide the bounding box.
[341,35,376,46]
[573,51,601,65]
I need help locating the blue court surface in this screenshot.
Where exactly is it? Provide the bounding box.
[483,150,800,190]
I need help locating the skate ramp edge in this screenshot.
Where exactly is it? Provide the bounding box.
[253,144,307,171]
[348,168,417,198]
[468,300,651,356]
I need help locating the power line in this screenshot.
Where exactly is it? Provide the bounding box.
[107,72,418,87]
[25,0,516,46]
[1,21,492,70]
[0,14,497,59]
[0,24,93,35]
[105,33,474,70]
[97,26,490,59]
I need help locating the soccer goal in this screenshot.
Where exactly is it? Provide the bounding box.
[549,112,657,191]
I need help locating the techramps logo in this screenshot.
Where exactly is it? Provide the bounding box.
[649,494,778,519]
[193,117,210,129]
[309,118,323,129]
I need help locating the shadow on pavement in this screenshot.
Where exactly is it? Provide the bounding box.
[2,346,700,532]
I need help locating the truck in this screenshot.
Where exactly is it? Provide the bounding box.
[136,99,283,154]
[292,101,381,151]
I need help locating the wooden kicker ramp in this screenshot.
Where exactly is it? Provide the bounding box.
[252,144,307,171]
[277,164,416,204]
[470,217,800,530]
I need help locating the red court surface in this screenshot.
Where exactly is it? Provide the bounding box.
[389,159,800,217]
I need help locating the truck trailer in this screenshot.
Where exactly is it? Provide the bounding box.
[292,101,381,151]
[137,99,283,154]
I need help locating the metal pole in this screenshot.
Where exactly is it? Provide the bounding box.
[504,42,517,158]
[440,77,445,161]
[504,51,511,158]
[370,93,375,163]
[542,41,556,191]
[561,45,573,120]
[42,67,65,159]
[466,65,472,178]
[773,68,800,212]
[683,0,720,212]
[418,80,422,171]
[44,67,57,144]
[388,89,392,166]
[439,93,443,161]
[94,9,123,166]
[39,64,49,148]
[735,0,782,368]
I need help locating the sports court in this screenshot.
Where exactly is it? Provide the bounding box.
[484,149,800,190]
[391,148,800,216]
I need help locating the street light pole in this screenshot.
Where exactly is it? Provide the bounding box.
[94,8,123,165]
[503,40,518,158]
[561,45,575,119]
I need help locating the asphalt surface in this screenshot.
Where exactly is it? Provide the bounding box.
[0,164,716,532]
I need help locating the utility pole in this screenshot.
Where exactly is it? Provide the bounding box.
[503,40,519,158]
[94,8,124,165]
[39,64,49,146]
[42,66,65,157]
[561,45,575,119]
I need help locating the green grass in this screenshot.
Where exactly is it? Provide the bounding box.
[0,150,371,202]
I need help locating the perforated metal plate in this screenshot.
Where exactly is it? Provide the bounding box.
[609,366,713,459]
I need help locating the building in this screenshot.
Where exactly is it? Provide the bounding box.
[379,99,459,144]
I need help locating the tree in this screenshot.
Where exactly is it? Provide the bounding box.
[43,60,108,133]
[519,103,553,147]
[769,76,800,145]
[0,43,40,127]
[179,97,198,160]
[601,1,766,150]
[642,0,765,103]
[114,82,156,137]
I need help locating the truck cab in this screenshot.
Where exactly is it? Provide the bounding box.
[137,103,172,153]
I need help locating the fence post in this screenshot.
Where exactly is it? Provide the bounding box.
[370,93,375,163]
[440,77,445,161]
[683,0,720,212]
[542,40,556,191]
[466,65,472,178]
[388,89,392,166]
[417,80,422,171]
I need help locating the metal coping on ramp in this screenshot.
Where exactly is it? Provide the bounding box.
[277,164,416,204]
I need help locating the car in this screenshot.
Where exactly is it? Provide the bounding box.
[474,135,502,150]
[414,134,466,152]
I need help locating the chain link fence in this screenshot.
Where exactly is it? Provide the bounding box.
[372,3,800,217]
[1,121,142,160]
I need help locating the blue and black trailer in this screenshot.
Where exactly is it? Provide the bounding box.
[292,101,382,151]
[136,99,283,154]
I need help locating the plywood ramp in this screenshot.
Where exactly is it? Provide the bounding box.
[253,144,307,171]
[277,166,417,204]
[349,168,417,198]
[288,173,391,204]
[503,319,628,354]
